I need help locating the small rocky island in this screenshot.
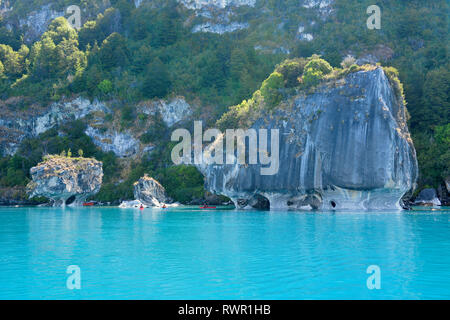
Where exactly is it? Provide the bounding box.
[200,66,419,210]
[120,175,174,208]
[27,155,103,206]
[134,175,173,206]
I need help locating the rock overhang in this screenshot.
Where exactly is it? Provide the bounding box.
[199,68,418,210]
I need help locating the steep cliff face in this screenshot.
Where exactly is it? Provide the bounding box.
[3,1,111,42]
[200,68,418,210]
[178,0,256,9]
[0,1,13,16]
[85,127,140,158]
[18,4,64,42]
[138,97,193,127]
[0,96,193,158]
[27,155,103,206]
[4,0,334,44]
[85,97,193,158]
[178,0,256,34]
[0,97,109,156]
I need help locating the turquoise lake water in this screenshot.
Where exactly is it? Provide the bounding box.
[0,206,449,300]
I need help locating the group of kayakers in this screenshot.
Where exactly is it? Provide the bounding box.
[139,203,216,210]
[139,204,166,210]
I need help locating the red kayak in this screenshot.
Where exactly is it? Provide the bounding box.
[83,202,95,206]
[200,206,216,209]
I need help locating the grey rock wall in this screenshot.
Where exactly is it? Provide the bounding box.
[27,155,103,206]
[200,68,418,210]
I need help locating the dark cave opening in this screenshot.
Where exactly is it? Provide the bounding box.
[66,195,76,206]
[250,194,270,210]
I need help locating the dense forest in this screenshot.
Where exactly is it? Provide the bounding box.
[0,0,448,203]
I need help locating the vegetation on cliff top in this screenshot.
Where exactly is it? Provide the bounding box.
[38,153,98,166]
[217,56,393,130]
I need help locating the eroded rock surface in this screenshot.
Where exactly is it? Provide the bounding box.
[0,97,109,156]
[139,97,193,127]
[414,188,441,206]
[200,68,418,210]
[27,155,103,206]
[85,127,140,158]
[179,0,256,10]
[134,175,172,206]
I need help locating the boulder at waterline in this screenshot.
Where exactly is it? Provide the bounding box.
[119,200,146,208]
[415,188,441,207]
[133,175,173,207]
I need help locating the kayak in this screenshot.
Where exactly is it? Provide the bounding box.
[200,206,216,209]
[83,202,95,206]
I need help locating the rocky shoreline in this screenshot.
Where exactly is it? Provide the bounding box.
[1,186,448,209]
[3,177,447,209]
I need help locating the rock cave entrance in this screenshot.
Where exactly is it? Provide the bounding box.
[66,195,76,206]
[250,194,270,210]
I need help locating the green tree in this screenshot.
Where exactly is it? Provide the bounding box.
[435,124,450,179]
[140,113,167,144]
[78,20,99,49]
[55,38,86,77]
[260,72,284,108]
[0,44,28,78]
[420,66,450,130]
[45,17,78,44]
[302,68,323,87]
[0,26,21,49]
[157,165,205,203]
[301,57,333,88]
[79,8,123,50]
[30,36,57,78]
[230,48,248,80]
[415,124,450,187]
[276,58,307,88]
[30,18,85,79]
[156,13,178,47]
[304,57,333,75]
[142,59,171,99]
[98,33,129,70]
[131,44,152,73]
[98,79,113,95]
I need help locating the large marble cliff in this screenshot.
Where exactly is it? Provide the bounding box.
[199,68,419,210]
